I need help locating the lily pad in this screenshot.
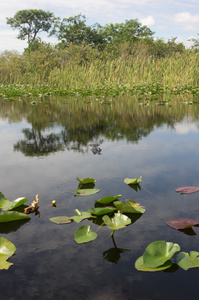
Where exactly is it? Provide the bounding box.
[176,186,199,194]
[135,255,173,272]
[0,197,29,211]
[0,237,16,270]
[74,189,100,196]
[114,200,145,214]
[166,219,199,230]
[176,251,199,270]
[124,176,142,185]
[0,211,31,223]
[102,212,131,230]
[49,216,72,224]
[88,207,117,216]
[71,209,95,223]
[74,225,97,244]
[76,177,96,185]
[143,241,180,268]
[95,195,122,204]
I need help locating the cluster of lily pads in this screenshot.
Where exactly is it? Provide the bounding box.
[0,192,31,269]
[49,176,145,244]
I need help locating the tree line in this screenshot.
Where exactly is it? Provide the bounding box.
[6,9,199,58]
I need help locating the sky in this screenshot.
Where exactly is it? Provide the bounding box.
[0,0,199,52]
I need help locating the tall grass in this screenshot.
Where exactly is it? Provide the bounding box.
[0,45,199,89]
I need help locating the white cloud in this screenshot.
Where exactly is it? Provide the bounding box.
[141,16,155,26]
[174,123,199,134]
[174,12,199,31]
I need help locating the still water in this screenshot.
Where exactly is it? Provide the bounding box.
[0,95,199,299]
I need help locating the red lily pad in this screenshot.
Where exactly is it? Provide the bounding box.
[175,186,199,194]
[166,219,199,230]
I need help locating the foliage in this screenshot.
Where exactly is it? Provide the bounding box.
[6,9,56,45]
[0,237,16,270]
[166,219,199,230]
[176,251,199,270]
[124,176,142,185]
[74,225,97,244]
[175,186,199,194]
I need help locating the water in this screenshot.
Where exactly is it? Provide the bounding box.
[0,95,199,299]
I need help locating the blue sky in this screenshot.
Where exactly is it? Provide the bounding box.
[0,0,198,52]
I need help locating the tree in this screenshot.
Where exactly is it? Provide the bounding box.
[6,9,56,45]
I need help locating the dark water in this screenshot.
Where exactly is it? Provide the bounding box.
[1,95,199,299]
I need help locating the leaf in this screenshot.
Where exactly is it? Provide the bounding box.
[0,237,16,270]
[166,219,199,230]
[0,211,31,223]
[95,195,122,204]
[74,189,100,196]
[135,256,173,272]
[176,251,199,270]
[49,216,72,224]
[114,200,145,214]
[74,225,97,244]
[124,176,142,185]
[143,241,180,268]
[71,209,95,223]
[1,197,29,211]
[176,186,199,194]
[76,177,96,185]
[102,212,131,230]
[88,207,117,216]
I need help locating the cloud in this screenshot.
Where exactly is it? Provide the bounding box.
[174,12,199,31]
[140,15,155,26]
[174,123,199,134]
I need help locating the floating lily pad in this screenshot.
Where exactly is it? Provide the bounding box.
[143,241,180,268]
[114,200,145,214]
[135,255,173,272]
[102,212,131,230]
[176,251,199,270]
[0,211,31,223]
[0,197,29,211]
[88,207,117,216]
[49,216,72,224]
[176,186,199,194]
[124,176,142,185]
[166,219,199,230]
[95,195,122,204]
[74,189,100,196]
[71,209,95,223]
[76,177,96,185]
[0,237,16,270]
[74,225,97,244]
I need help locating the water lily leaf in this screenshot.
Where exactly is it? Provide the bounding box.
[95,195,122,204]
[176,186,199,194]
[74,225,97,244]
[1,197,29,211]
[74,189,100,196]
[114,200,145,214]
[0,237,16,270]
[143,241,180,268]
[176,251,199,270]
[71,209,95,223]
[124,176,142,185]
[49,216,72,224]
[88,207,117,216]
[135,256,173,272]
[102,212,131,230]
[0,211,31,223]
[166,219,199,230]
[76,177,96,185]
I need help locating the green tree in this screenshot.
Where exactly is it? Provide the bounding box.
[6,9,56,45]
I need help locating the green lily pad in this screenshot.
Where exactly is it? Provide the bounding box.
[95,195,122,204]
[135,255,173,272]
[102,212,131,230]
[74,225,97,244]
[76,177,96,185]
[124,176,142,185]
[0,237,16,270]
[74,189,100,196]
[0,211,31,223]
[88,207,117,216]
[176,251,199,270]
[114,200,145,214]
[0,197,29,211]
[143,241,180,268]
[71,209,95,223]
[49,216,72,224]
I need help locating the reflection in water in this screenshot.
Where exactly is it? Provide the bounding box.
[103,234,130,264]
